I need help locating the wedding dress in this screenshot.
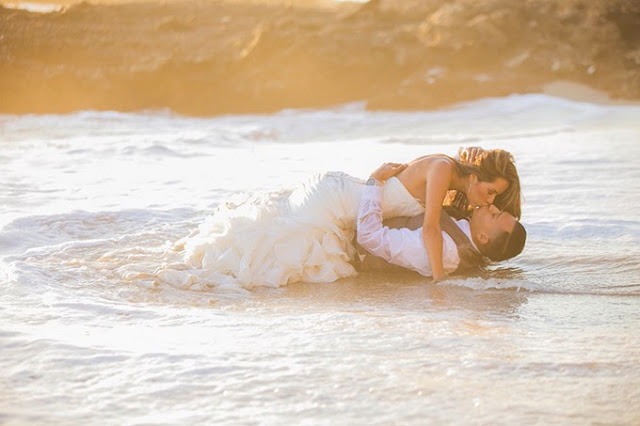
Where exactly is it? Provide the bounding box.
[158,172,424,290]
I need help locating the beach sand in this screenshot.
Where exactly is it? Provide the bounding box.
[1,0,639,115]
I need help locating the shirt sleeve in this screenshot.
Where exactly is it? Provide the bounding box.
[356,185,428,273]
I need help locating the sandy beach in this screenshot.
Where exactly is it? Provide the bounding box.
[1,0,639,115]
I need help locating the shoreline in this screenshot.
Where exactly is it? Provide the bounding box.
[540,80,640,106]
[1,80,637,117]
[1,0,639,116]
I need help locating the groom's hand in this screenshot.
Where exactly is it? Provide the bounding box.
[458,146,485,163]
[370,162,407,183]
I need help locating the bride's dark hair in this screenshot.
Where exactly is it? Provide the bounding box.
[451,149,522,219]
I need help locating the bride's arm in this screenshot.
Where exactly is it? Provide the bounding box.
[422,160,453,282]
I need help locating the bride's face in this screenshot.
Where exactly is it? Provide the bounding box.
[467,176,509,208]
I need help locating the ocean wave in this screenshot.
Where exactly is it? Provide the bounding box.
[2,93,638,151]
[377,126,576,146]
[0,208,197,257]
[442,277,640,296]
[525,218,640,241]
[119,143,202,158]
[443,277,547,292]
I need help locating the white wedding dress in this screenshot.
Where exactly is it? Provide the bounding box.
[157,172,424,290]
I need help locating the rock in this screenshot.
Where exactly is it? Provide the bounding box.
[0,0,638,115]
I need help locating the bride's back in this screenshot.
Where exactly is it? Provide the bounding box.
[396,154,454,204]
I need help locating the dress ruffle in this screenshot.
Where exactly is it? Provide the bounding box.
[156,172,424,290]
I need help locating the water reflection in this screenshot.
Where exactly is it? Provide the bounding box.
[256,270,529,319]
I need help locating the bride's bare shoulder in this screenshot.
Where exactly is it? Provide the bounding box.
[407,154,454,170]
[398,154,454,188]
[397,154,455,199]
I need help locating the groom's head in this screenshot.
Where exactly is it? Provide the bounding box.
[469,205,526,261]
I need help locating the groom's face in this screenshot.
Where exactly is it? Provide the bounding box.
[470,204,516,243]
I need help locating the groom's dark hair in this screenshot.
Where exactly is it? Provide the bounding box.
[482,221,527,261]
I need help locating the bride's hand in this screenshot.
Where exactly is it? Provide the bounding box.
[432,272,449,283]
[370,162,407,183]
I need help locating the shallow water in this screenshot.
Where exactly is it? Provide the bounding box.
[1,95,639,424]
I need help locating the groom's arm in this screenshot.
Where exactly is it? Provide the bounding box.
[356,185,431,275]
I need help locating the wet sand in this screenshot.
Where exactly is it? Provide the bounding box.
[1,0,639,115]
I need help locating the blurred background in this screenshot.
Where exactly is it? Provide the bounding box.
[1,0,639,115]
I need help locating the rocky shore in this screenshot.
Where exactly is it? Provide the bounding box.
[1,0,639,115]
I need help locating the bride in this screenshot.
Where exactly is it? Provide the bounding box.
[157,147,521,289]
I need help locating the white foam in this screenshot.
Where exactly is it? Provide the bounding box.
[2,2,62,13]
[442,277,549,293]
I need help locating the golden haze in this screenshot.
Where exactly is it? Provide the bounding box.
[1,0,639,115]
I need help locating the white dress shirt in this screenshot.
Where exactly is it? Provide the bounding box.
[356,185,477,277]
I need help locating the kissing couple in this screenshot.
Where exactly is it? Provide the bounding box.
[159,147,526,289]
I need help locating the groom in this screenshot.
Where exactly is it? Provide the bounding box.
[354,163,527,280]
